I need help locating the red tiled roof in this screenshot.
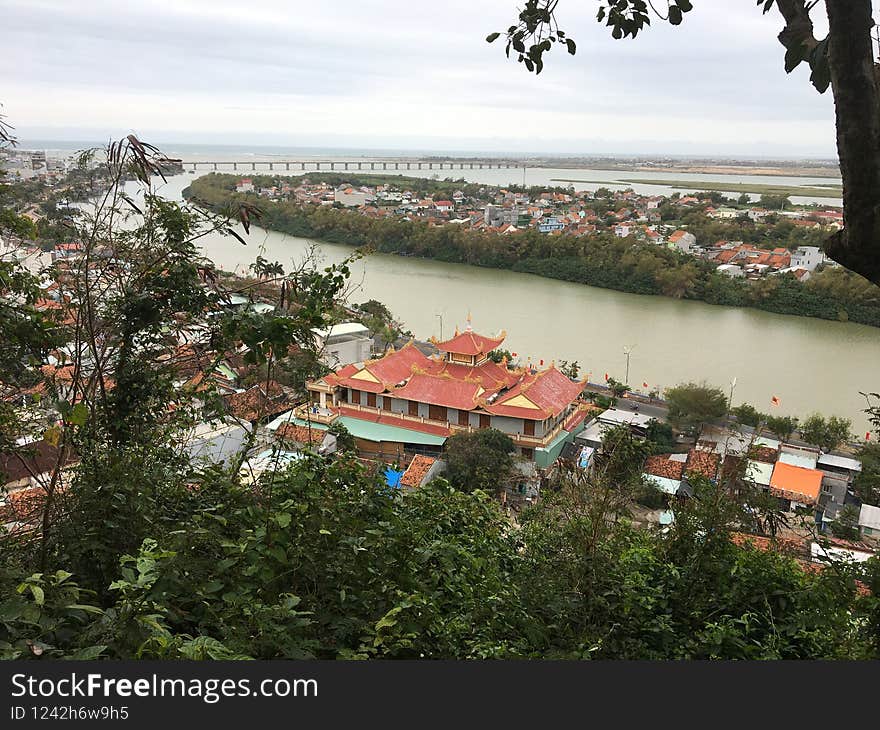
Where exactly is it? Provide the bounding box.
[685,448,719,479]
[276,423,325,446]
[223,381,287,422]
[401,455,436,488]
[434,330,505,356]
[485,367,583,420]
[393,374,481,411]
[644,454,684,480]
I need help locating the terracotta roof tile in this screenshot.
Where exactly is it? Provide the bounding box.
[401,455,436,488]
[644,454,684,480]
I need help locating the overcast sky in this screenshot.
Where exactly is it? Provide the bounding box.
[1,0,861,156]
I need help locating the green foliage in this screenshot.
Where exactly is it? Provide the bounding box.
[829,505,861,541]
[764,414,799,441]
[445,428,516,495]
[732,403,763,428]
[854,442,880,505]
[645,419,676,454]
[800,413,852,451]
[0,571,106,660]
[665,382,728,433]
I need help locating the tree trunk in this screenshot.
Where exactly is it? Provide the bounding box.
[824,0,880,285]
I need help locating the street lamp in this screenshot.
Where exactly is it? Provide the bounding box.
[622,344,636,385]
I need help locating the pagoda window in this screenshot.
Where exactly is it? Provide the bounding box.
[523,420,535,436]
[429,404,447,422]
[351,390,361,405]
[408,400,419,417]
[479,414,491,429]
[458,410,469,427]
[367,392,377,408]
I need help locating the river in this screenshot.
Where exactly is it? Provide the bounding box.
[135,174,877,433]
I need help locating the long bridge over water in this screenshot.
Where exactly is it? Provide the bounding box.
[179,159,522,172]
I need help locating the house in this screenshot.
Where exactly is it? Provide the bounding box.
[235,178,254,193]
[185,419,251,467]
[400,454,444,489]
[434,201,454,213]
[334,186,375,207]
[667,230,697,254]
[859,504,880,539]
[769,461,823,510]
[642,453,686,495]
[223,381,288,424]
[790,246,825,271]
[312,322,373,368]
[717,264,744,277]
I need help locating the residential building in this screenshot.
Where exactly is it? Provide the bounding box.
[312,322,373,368]
[790,246,825,271]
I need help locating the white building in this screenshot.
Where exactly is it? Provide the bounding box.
[313,322,373,368]
[716,264,744,278]
[235,178,254,193]
[790,246,825,271]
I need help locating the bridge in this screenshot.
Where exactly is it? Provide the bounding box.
[179,159,522,172]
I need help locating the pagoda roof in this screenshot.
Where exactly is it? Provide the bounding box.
[423,358,520,392]
[323,341,432,392]
[393,374,482,411]
[484,366,584,420]
[434,329,505,356]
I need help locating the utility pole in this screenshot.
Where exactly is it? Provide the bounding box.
[436,313,443,341]
[623,344,636,385]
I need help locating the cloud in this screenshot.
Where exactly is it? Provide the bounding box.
[3,0,841,155]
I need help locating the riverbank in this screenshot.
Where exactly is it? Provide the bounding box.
[183,175,880,330]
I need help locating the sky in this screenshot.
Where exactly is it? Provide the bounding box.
[0,0,857,156]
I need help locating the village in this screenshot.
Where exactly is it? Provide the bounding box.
[230,173,841,282]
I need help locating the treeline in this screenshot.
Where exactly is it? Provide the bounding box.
[186,174,880,328]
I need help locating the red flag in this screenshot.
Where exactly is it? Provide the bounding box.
[770,396,780,407]
[643,382,648,388]
[511,352,517,357]
[539,359,544,366]
[867,432,871,441]
[604,372,609,381]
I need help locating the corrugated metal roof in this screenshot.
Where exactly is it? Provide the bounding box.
[818,453,862,472]
[859,504,880,531]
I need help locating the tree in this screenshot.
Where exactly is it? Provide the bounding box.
[765,414,798,441]
[665,382,728,433]
[645,419,676,454]
[758,194,791,210]
[732,403,764,428]
[487,1,880,287]
[444,428,516,495]
[830,504,861,541]
[606,377,628,398]
[800,413,852,451]
[854,442,880,505]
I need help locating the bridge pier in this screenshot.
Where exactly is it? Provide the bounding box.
[213,162,217,170]
[269,163,274,170]
[285,163,290,170]
[382,162,387,169]
[233,163,237,170]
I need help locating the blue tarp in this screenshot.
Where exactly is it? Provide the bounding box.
[384,466,404,489]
